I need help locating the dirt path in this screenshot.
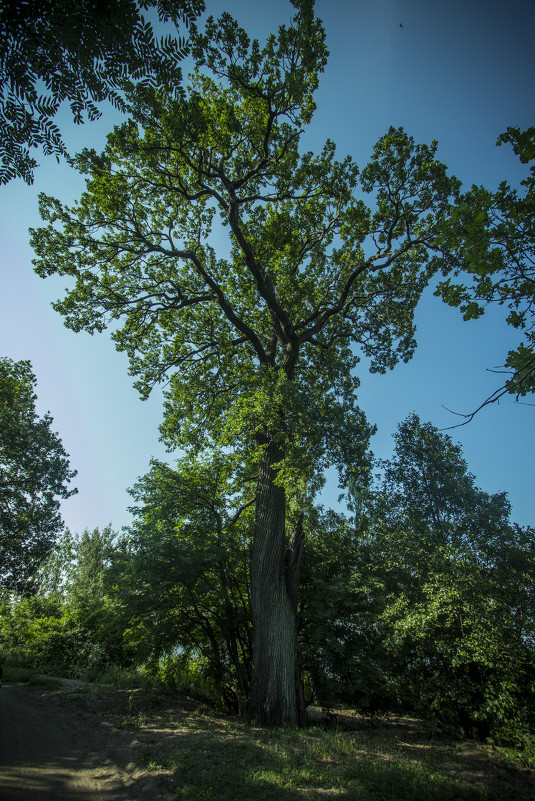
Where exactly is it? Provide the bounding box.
[0,683,169,801]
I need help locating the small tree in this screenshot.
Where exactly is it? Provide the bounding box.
[298,508,388,711]
[0,357,77,594]
[31,1,461,724]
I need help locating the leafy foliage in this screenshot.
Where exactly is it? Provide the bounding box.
[293,415,535,744]
[0,357,77,594]
[113,455,254,709]
[0,0,204,184]
[436,127,535,416]
[1,526,129,679]
[364,415,535,741]
[298,508,389,710]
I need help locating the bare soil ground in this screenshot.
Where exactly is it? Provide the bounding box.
[0,681,172,801]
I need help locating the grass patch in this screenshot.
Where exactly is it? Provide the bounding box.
[27,675,64,690]
[138,715,532,801]
[2,666,35,683]
[15,675,529,801]
[116,713,148,729]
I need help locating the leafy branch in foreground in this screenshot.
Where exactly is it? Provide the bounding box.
[0,0,204,184]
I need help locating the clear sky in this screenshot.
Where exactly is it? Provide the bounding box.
[1,0,534,535]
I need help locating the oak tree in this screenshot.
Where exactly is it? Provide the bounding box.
[31,1,461,724]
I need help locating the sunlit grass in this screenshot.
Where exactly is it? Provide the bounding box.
[1,665,62,689]
[140,720,520,801]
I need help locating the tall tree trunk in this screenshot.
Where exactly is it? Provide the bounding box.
[248,439,306,726]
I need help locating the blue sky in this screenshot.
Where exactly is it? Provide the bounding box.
[1,0,534,533]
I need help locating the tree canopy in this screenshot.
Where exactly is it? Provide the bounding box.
[30,5,461,498]
[0,0,204,184]
[31,0,464,724]
[0,357,77,594]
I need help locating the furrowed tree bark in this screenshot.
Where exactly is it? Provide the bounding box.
[286,512,306,721]
[248,439,306,726]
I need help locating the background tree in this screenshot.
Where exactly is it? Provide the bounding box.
[1,525,129,680]
[31,1,462,724]
[0,357,77,594]
[364,415,535,741]
[436,126,535,419]
[112,455,254,710]
[66,524,115,608]
[298,508,390,712]
[0,0,204,184]
[35,527,76,597]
